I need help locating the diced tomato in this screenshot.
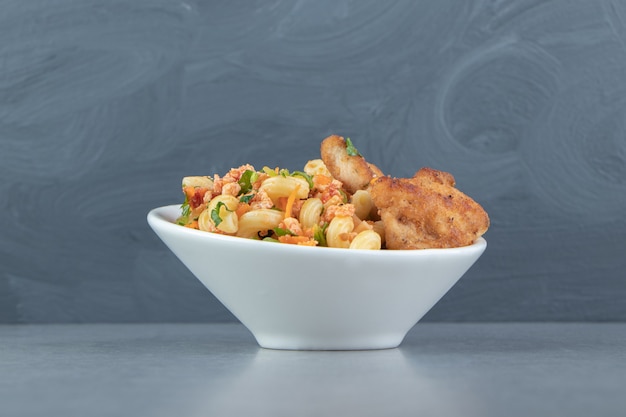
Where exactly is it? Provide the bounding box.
[188,187,209,209]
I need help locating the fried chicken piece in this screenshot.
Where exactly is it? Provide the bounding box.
[369,167,489,249]
[320,135,381,194]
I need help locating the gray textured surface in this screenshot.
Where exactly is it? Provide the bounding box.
[1,0,625,323]
[1,323,625,417]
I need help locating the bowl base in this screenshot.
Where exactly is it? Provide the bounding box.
[253,333,405,351]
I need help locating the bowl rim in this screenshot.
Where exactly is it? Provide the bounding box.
[148,204,487,257]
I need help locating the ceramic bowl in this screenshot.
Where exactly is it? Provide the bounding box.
[147,205,486,350]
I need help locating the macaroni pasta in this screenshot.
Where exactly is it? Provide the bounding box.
[176,146,384,249]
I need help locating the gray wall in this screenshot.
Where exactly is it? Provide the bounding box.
[1,0,625,323]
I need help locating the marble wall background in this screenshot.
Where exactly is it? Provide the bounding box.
[1,0,625,323]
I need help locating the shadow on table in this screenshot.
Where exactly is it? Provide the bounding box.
[198,346,484,416]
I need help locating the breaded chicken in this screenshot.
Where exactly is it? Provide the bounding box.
[320,135,381,194]
[369,167,489,249]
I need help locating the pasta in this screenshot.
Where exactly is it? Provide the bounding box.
[237,209,284,239]
[182,176,214,189]
[326,215,355,249]
[207,195,239,234]
[298,198,324,229]
[303,159,332,177]
[351,189,373,221]
[349,230,382,250]
[258,176,309,204]
[175,135,489,249]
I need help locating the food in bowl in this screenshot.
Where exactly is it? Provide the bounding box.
[148,136,490,349]
[175,135,489,249]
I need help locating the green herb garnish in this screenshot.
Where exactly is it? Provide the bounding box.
[177,196,191,225]
[238,170,258,195]
[263,166,277,176]
[338,189,349,204]
[291,171,314,189]
[210,201,231,226]
[345,137,361,157]
[273,227,296,237]
[313,223,328,247]
[180,195,191,218]
[239,193,255,204]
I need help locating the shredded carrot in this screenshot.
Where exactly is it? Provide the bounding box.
[275,197,288,211]
[278,235,316,245]
[314,174,332,187]
[284,184,301,219]
[235,203,251,217]
[183,186,196,199]
[185,220,199,229]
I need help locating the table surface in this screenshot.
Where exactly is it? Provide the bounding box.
[1,322,625,417]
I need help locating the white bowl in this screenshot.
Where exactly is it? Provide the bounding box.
[147,205,487,350]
